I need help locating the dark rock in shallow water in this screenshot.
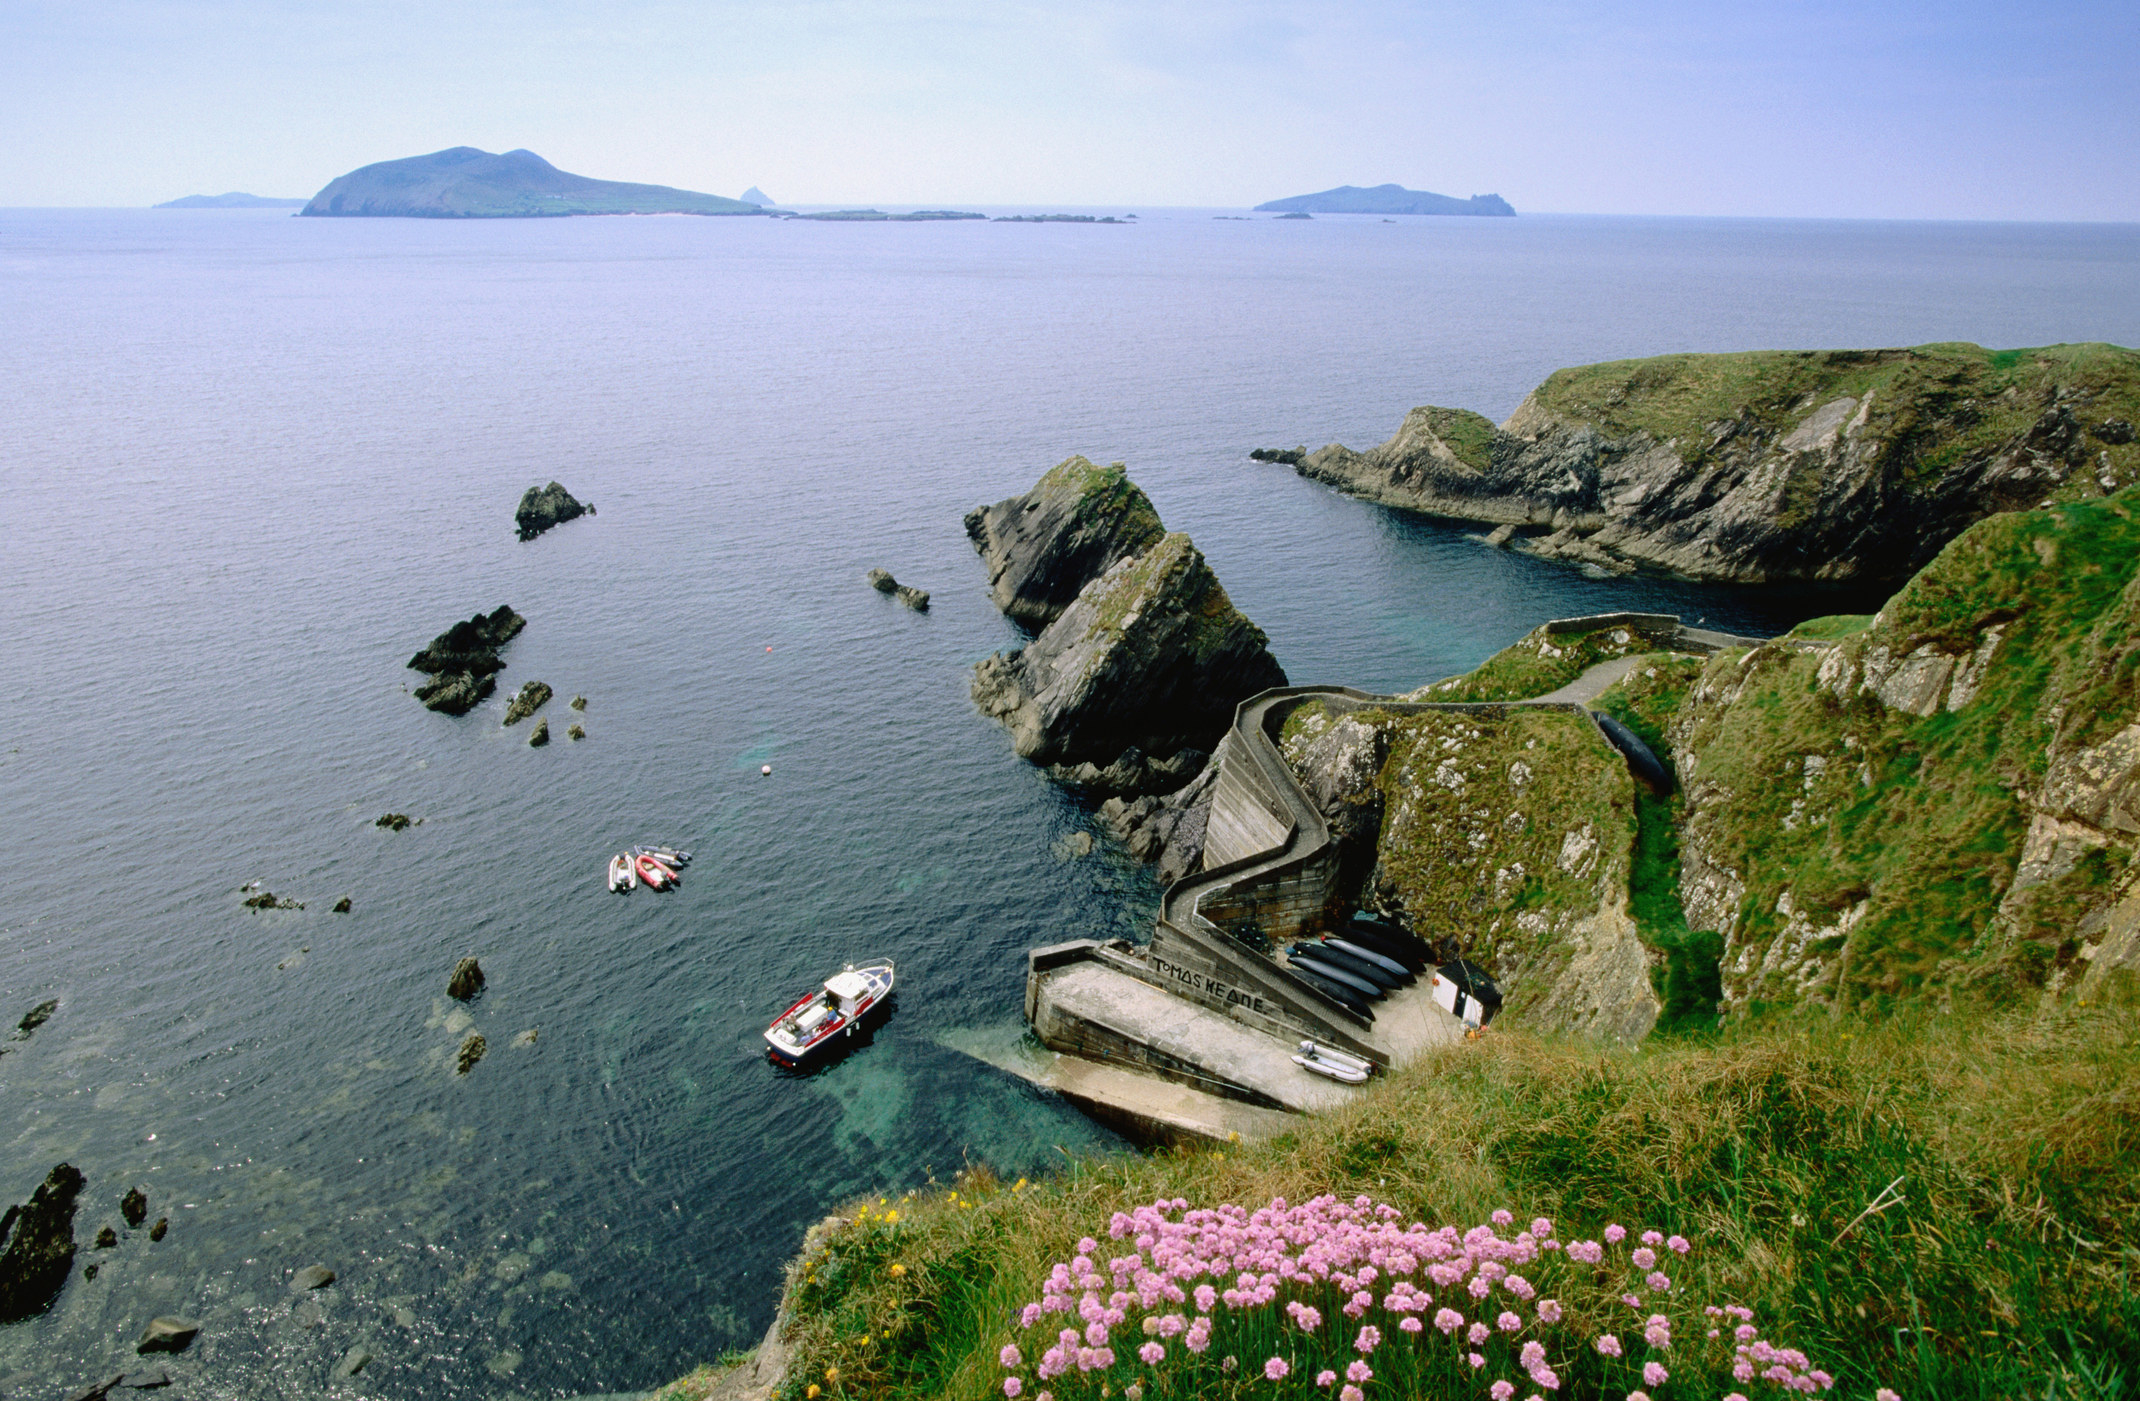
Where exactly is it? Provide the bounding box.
[243,891,303,910]
[407,606,525,715]
[94,1226,117,1249]
[1100,755,1220,884]
[964,457,1165,629]
[332,896,352,913]
[120,1188,148,1229]
[333,1345,373,1379]
[62,1373,124,1401]
[528,717,550,746]
[135,1317,199,1354]
[1048,746,1208,797]
[374,813,412,831]
[502,680,552,725]
[569,694,587,711]
[456,1032,487,1074]
[1248,446,1307,466]
[290,1264,335,1291]
[447,957,485,1001]
[82,1262,99,1281]
[567,723,585,740]
[13,999,57,1039]
[148,1218,167,1242]
[515,481,585,540]
[0,1164,84,1322]
[866,568,930,611]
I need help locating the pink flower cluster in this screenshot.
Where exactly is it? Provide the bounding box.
[992,1195,1865,1400]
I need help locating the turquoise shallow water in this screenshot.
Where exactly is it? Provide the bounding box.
[0,206,2135,1398]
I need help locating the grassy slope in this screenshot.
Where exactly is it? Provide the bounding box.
[774,1009,2140,1400]
[1408,623,1663,704]
[1671,489,2140,1013]
[1525,343,2140,490]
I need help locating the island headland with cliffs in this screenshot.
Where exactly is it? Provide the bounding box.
[638,340,2140,1401]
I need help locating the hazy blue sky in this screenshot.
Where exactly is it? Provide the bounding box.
[5,0,2136,217]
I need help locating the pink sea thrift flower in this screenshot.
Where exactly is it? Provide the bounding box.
[1085,1322,1108,1346]
[1631,1247,1657,1270]
[1138,1342,1163,1366]
[1434,1307,1464,1334]
[1265,1357,1291,1381]
[1537,1300,1563,1324]
[1493,1209,1514,1226]
[1469,1323,1491,1345]
[1626,1393,1651,1401]
[1195,1284,1217,1313]
[1647,1271,1671,1292]
[1355,1324,1381,1354]
[1340,1388,1364,1401]
[1468,1352,1486,1369]
[1644,1361,1668,1386]
[1531,1218,1553,1238]
[1077,1237,1097,1254]
[1596,1333,1624,1358]
[1604,1224,1626,1244]
[1566,1241,1603,1265]
[1875,1392,1900,1401]
[1003,1380,1022,1398]
[1641,1230,1662,1245]
[1001,1345,1022,1368]
[1492,1383,1516,1401]
[1347,1360,1373,1383]
[1498,1311,1523,1332]
[1667,1235,1689,1254]
[1399,1316,1422,1333]
[1317,1369,1338,1388]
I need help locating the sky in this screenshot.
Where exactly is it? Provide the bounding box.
[4,0,2137,218]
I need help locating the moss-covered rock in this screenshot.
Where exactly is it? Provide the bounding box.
[1666,488,2140,1014]
[963,456,1165,629]
[1300,342,2140,583]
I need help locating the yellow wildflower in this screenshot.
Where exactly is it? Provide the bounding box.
[889,1263,906,1277]
[806,1388,819,1399]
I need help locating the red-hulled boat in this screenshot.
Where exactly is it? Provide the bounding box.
[764,960,895,1066]
[634,853,675,889]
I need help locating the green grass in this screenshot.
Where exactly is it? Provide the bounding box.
[1412,623,1668,703]
[767,1007,2140,1401]
[1786,613,1875,641]
[1415,405,1498,472]
[1669,488,2140,1011]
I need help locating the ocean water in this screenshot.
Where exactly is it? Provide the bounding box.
[1,206,2135,1399]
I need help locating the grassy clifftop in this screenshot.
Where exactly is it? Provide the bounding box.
[1520,342,2140,481]
[756,1008,2138,1400]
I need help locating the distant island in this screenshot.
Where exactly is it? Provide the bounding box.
[1254,184,1515,216]
[299,147,766,218]
[787,209,986,222]
[154,192,307,209]
[739,186,775,207]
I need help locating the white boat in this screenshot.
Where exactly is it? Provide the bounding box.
[765,961,895,1066]
[1291,1040,1374,1084]
[607,854,635,892]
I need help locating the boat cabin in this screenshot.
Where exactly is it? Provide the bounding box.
[823,969,871,1018]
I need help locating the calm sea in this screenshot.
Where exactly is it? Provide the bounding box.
[1,206,2134,1398]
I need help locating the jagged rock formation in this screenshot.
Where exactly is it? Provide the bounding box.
[407,605,525,714]
[1098,748,1223,883]
[447,957,486,1001]
[0,1163,85,1322]
[865,568,930,611]
[503,681,552,725]
[971,531,1286,770]
[964,457,1165,628]
[1664,489,2140,1013]
[515,482,584,540]
[1294,344,2140,584]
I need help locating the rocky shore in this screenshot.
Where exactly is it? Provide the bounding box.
[1275,342,2140,583]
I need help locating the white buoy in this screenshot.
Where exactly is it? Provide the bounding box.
[761,764,773,776]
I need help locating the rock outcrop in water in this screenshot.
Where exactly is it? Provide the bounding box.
[503,681,552,725]
[972,531,1286,773]
[447,958,486,1001]
[515,482,585,541]
[1291,343,2140,584]
[0,1163,85,1323]
[408,606,525,715]
[866,568,930,611]
[964,457,1165,629]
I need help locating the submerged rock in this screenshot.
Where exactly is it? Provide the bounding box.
[964,456,1165,629]
[375,813,412,831]
[566,723,585,741]
[333,1345,373,1379]
[94,1226,117,1250]
[570,695,587,711]
[290,1264,335,1291]
[502,680,552,725]
[13,1000,57,1040]
[1248,446,1307,466]
[528,717,550,746]
[1048,746,1208,797]
[148,1218,168,1243]
[120,1189,147,1229]
[135,1317,199,1354]
[332,897,352,913]
[972,532,1286,767]
[244,892,303,910]
[0,1163,84,1322]
[1100,756,1220,884]
[514,481,585,541]
[456,1032,487,1074]
[407,606,525,715]
[447,957,486,1001]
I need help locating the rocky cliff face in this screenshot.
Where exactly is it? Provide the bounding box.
[1666,488,2140,1013]
[1295,343,2140,584]
[972,532,1286,768]
[964,457,1165,629]
[1277,700,1660,1042]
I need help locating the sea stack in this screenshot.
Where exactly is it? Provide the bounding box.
[407,606,526,715]
[515,482,585,541]
[967,459,1285,791]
